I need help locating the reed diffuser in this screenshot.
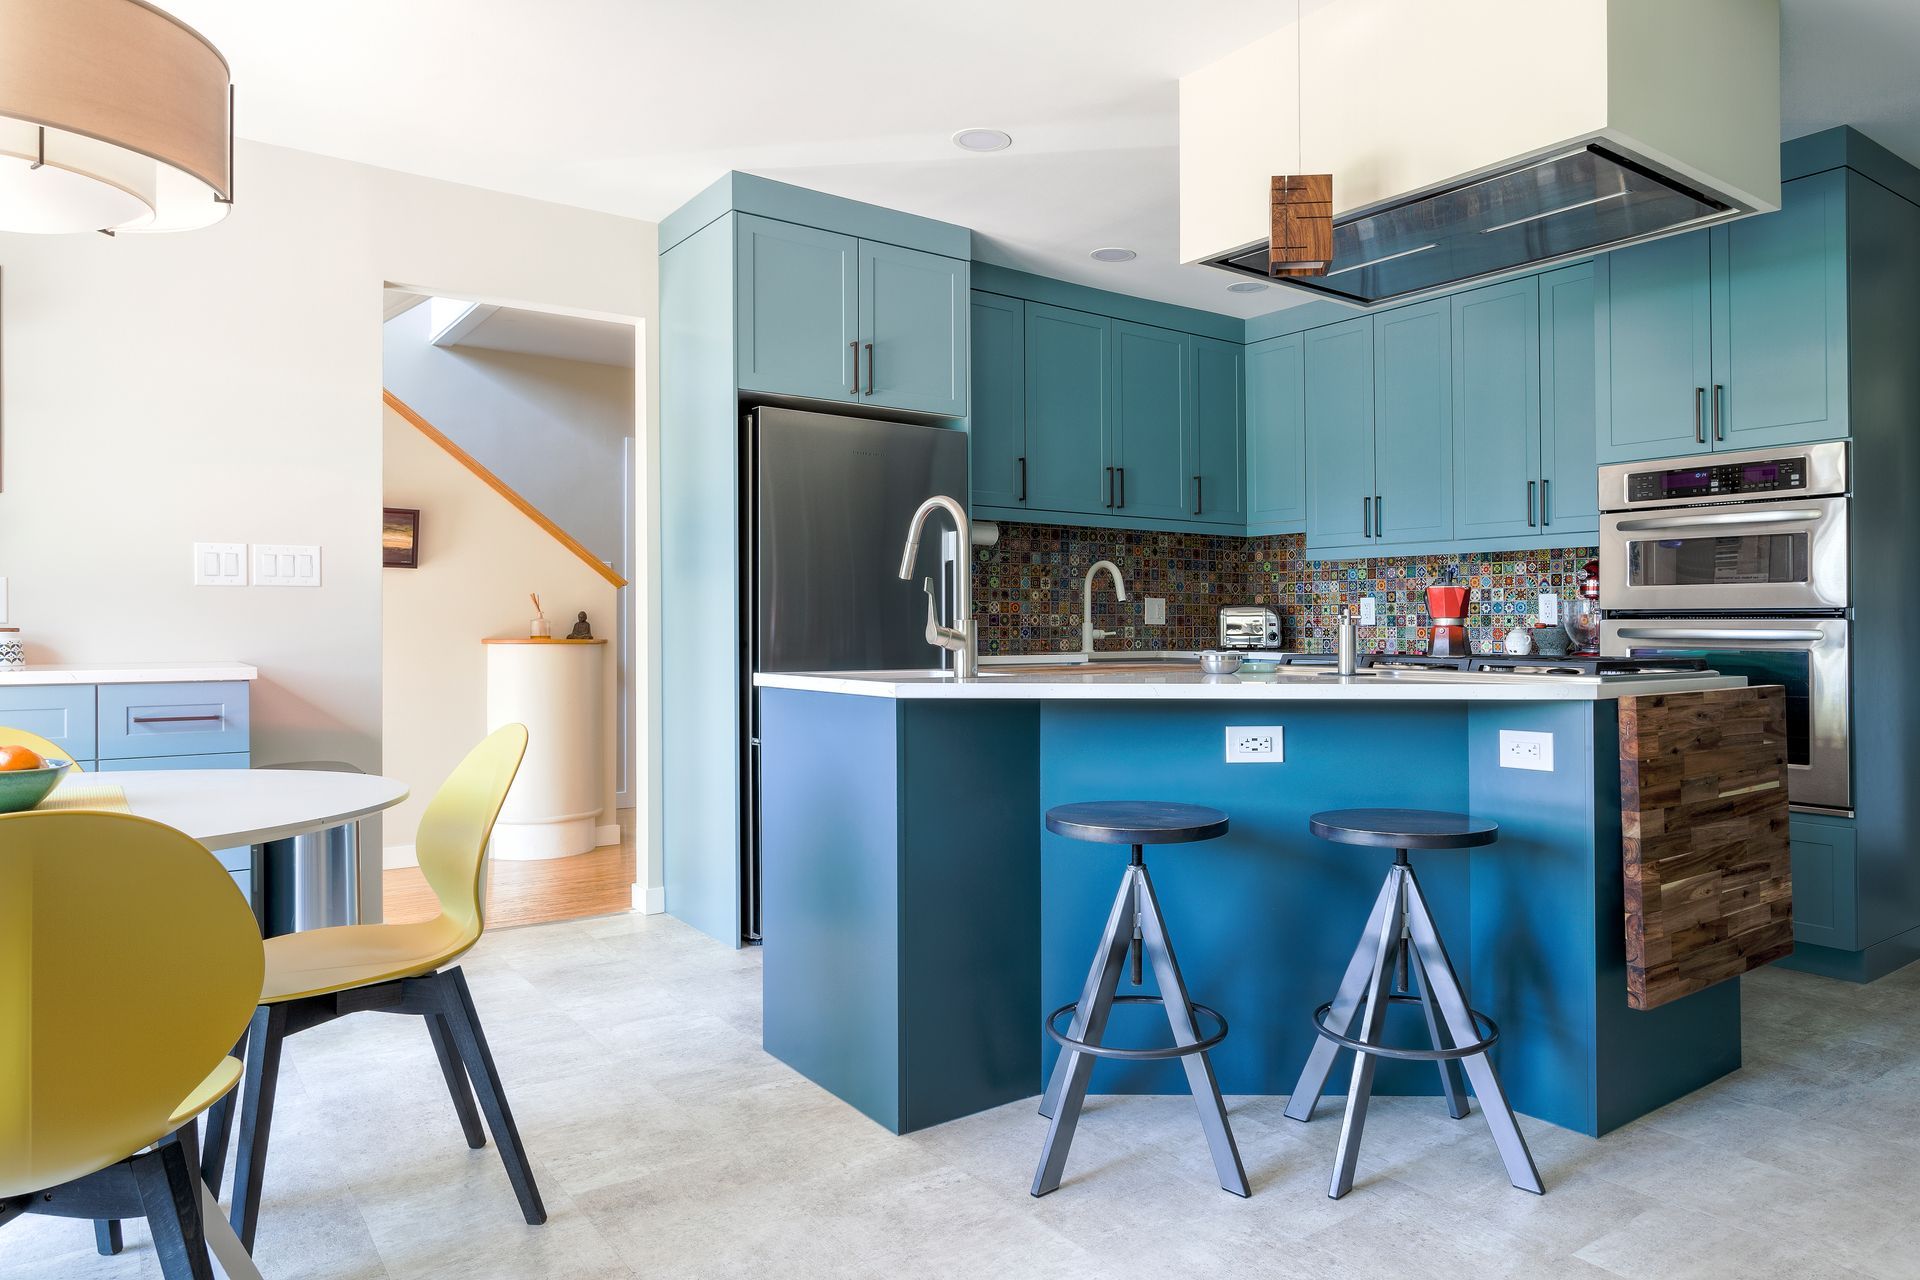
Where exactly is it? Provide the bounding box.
[529,593,550,639]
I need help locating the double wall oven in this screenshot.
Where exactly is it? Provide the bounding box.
[1598,440,1852,814]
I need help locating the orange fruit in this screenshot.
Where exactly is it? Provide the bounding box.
[0,745,46,771]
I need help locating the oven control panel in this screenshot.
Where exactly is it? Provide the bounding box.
[1625,456,1808,503]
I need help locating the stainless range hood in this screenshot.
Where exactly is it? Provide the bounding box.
[1204,143,1733,306]
[1181,0,1781,307]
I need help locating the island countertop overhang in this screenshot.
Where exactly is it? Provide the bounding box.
[753,668,1749,702]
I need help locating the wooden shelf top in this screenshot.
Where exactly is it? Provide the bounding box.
[482,637,607,645]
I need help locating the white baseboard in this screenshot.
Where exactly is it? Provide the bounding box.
[383,844,419,870]
[596,823,622,848]
[637,884,665,914]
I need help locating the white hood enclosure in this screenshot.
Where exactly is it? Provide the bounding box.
[1180,0,1782,305]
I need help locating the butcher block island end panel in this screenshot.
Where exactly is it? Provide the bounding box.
[1620,685,1794,1011]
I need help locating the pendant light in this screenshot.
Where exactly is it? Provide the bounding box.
[1269,0,1332,277]
[0,0,234,234]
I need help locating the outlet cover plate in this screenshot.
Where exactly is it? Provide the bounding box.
[1499,728,1554,772]
[1538,593,1559,624]
[1144,596,1167,626]
[193,542,247,587]
[1359,597,1377,625]
[1226,725,1285,764]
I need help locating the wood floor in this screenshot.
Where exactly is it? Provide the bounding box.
[383,814,635,929]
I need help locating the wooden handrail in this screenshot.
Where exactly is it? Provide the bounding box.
[383,389,628,590]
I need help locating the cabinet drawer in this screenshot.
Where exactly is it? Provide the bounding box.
[0,685,97,761]
[1789,815,1857,950]
[97,682,249,760]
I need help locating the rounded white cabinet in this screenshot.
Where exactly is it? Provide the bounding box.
[483,637,606,860]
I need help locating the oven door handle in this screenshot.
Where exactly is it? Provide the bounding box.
[1611,627,1828,644]
[1612,508,1827,533]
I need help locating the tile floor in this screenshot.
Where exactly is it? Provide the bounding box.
[9,911,1919,1279]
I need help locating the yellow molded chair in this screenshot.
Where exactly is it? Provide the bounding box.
[0,725,78,768]
[0,811,265,1279]
[202,724,540,1250]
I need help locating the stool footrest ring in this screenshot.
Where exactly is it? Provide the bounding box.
[1046,995,1228,1061]
[1310,995,1499,1061]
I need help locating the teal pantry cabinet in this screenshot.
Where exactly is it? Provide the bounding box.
[1597,170,1849,462]
[736,212,969,417]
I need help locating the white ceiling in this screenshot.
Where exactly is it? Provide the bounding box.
[169,0,1920,321]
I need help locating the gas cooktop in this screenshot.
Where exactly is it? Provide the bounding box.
[1248,652,1710,678]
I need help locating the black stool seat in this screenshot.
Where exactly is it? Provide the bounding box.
[1046,801,1229,845]
[1308,808,1497,850]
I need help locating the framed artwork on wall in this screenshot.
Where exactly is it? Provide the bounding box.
[383,507,421,568]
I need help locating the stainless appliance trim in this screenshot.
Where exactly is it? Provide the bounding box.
[1602,615,1851,813]
[1600,493,1848,612]
[1598,439,1850,512]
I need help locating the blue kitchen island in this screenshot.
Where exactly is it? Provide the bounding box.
[753,664,1758,1139]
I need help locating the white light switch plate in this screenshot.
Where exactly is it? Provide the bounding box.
[1144,597,1167,626]
[254,543,321,587]
[1359,597,1377,625]
[1226,726,1285,763]
[1538,593,1559,625]
[0,576,8,623]
[193,542,247,586]
[1499,729,1555,772]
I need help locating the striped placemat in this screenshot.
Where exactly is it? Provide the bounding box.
[36,782,131,814]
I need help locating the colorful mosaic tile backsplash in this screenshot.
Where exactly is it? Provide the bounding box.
[972,522,1598,657]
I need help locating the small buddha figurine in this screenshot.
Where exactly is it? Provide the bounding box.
[567,611,593,640]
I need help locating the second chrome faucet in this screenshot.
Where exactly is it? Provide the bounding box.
[1081,560,1128,656]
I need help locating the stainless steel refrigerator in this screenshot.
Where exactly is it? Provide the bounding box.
[742,405,969,941]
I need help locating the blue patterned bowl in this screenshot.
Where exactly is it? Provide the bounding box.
[0,759,73,813]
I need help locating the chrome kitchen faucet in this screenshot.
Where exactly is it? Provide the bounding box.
[897,495,977,678]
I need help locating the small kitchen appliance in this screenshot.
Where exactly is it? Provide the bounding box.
[1219,606,1281,650]
[1424,568,1470,658]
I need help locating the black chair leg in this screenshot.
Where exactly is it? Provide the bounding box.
[199,1028,249,1199]
[230,1004,289,1252]
[439,967,546,1225]
[133,1128,214,1280]
[426,1011,487,1149]
[93,1219,123,1255]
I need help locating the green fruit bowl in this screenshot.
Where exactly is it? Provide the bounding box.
[0,760,74,814]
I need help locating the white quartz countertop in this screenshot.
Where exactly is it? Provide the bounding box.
[754,667,1749,702]
[0,662,259,686]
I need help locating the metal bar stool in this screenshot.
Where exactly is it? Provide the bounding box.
[1285,808,1543,1198]
[1033,801,1249,1199]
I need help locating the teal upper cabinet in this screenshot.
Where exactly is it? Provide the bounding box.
[1539,262,1599,533]
[1450,278,1540,543]
[1303,317,1375,548]
[1245,334,1305,532]
[968,293,1026,509]
[1109,321,1190,521]
[736,213,968,415]
[1598,172,1850,462]
[1597,229,1713,461]
[1189,336,1246,525]
[736,214,858,402]
[1023,303,1111,515]
[858,240,969,416]
[1711,170,1848,449]
[1372,299,1453,544]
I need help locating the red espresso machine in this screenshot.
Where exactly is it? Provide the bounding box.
[1425,568,1471,658]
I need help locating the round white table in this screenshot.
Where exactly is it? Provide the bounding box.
[53,768,410,848]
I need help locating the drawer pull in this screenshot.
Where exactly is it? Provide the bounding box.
[131,714,222,725]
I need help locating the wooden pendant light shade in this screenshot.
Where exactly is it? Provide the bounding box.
[1269,174,1333,277]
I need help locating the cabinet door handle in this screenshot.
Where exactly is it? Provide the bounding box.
[1713,383,1726,441]
[1694,386,1707,443]
[1362,496,1372,538]
[1017,456,1027,503]
[864,342,875,396]
[849,341,859,396]
[1105,466,1114,509]
[1527,479,1537,528]
[1116,467,1125,509]
[1542,478,1551,526]
[131,714,222,726]
[1193,474,1203,516]
[1375,494,1383,536]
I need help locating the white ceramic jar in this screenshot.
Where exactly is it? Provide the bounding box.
[0,628,22,669]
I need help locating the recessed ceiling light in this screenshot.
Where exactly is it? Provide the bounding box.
[1089,247,1136,263]
[951,128,1012,153]
[1227,281,1269,293]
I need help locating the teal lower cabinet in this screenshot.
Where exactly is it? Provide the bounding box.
[1245,333,1305,533]
[0,684,97,762]
[1785,814,1857,951]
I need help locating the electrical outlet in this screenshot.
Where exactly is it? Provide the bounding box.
[1499,729,1554,772]
[1359,597,1377,625]
[193,542,247,587]
[1226,726,1285,764]
[1538,593,1559,625]
[1144,596,1167,626]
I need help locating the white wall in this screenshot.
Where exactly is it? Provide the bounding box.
[380,403,618,860]
[0,141,661,917]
